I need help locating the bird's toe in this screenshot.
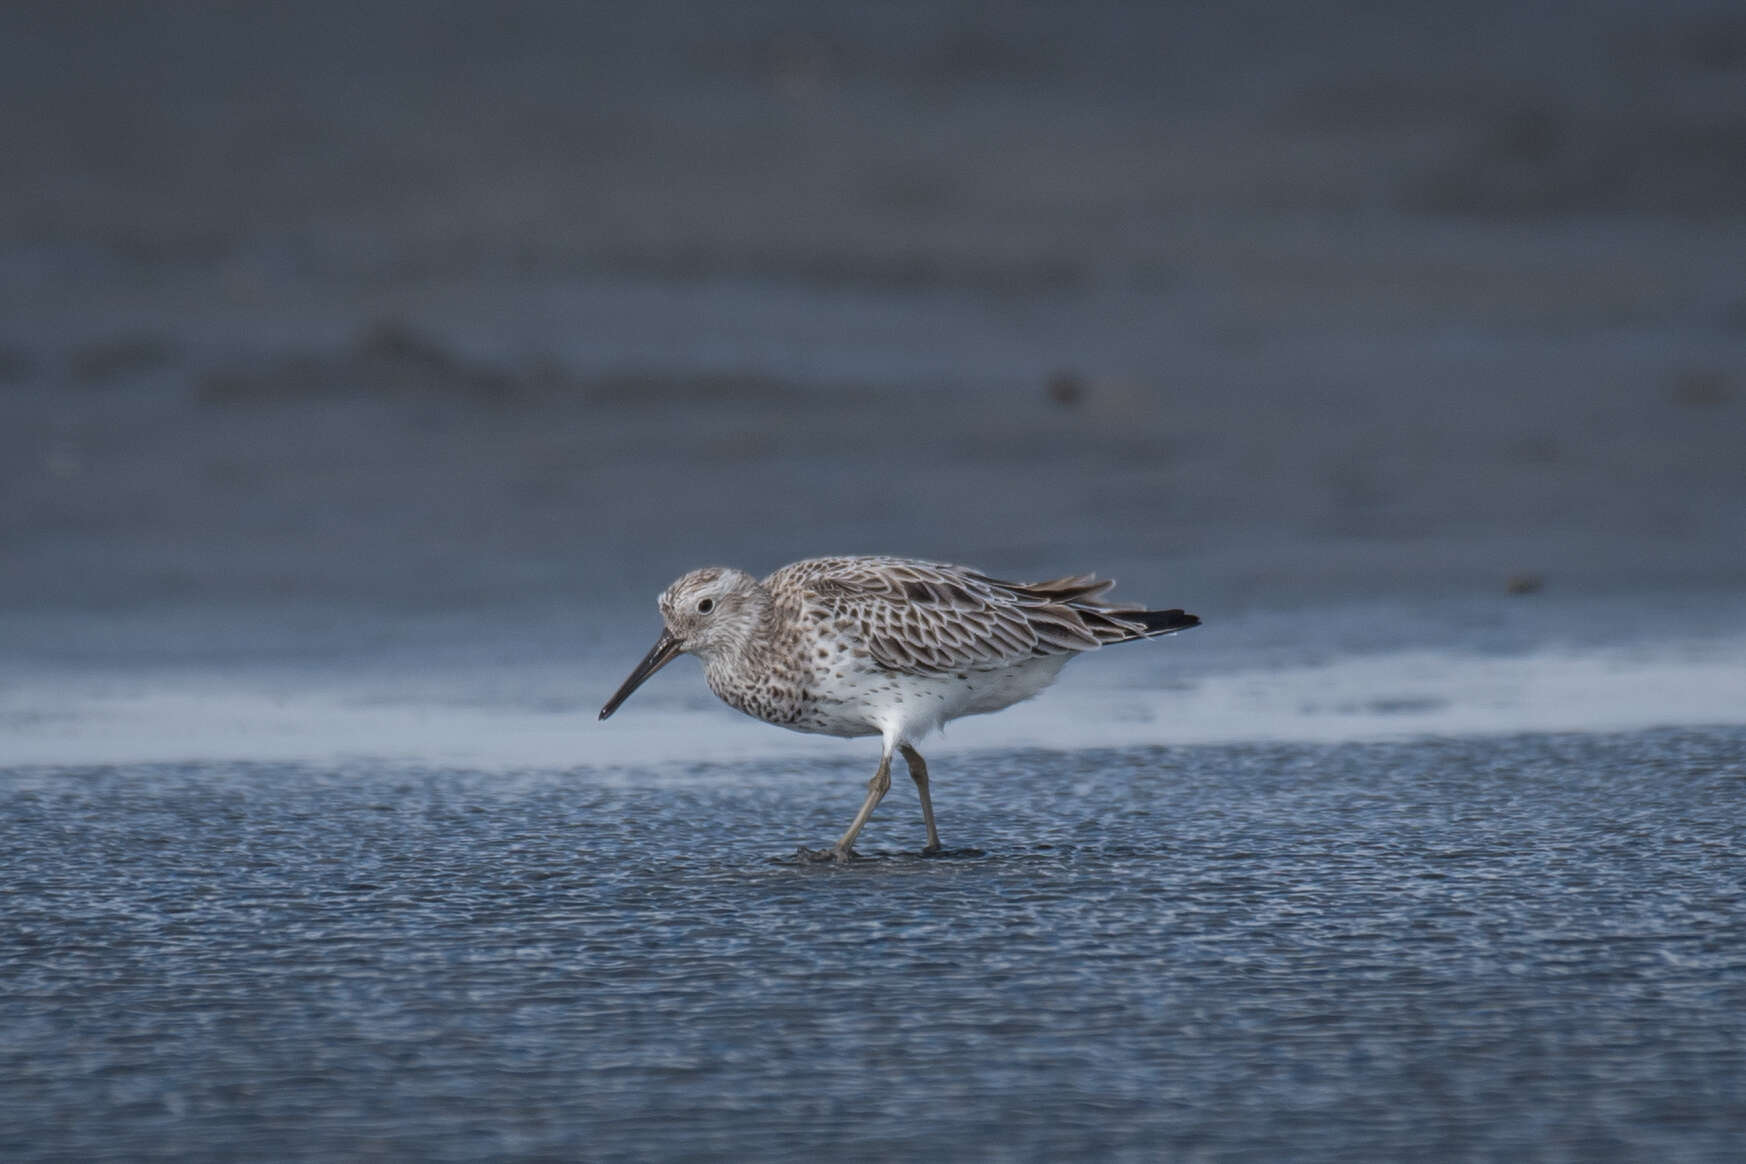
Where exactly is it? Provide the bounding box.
[796,846,858,864]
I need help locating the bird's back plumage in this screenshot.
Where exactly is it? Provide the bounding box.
[765,555,1199,678]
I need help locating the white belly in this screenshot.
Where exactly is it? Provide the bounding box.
[795,655,1072,742]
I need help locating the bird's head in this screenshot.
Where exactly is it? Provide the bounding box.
[598,567,762,720]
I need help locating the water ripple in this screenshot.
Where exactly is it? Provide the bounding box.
[3,727,1744,1161]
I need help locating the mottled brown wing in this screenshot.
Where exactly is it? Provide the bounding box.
[769,557,1153,676]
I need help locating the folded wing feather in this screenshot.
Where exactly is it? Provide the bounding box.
[776,557,1159,677]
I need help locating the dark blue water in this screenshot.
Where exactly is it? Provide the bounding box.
[4,728,1744,1162]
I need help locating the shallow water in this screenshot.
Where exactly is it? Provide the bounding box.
[4,727,1743,1162]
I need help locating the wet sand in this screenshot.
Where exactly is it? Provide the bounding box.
[5,730,1745,1162]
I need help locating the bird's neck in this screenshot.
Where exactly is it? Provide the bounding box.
[699,587,778,690]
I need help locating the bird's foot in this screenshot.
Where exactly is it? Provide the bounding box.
[796,845,857,864]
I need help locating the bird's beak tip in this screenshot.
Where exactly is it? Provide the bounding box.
[597,629,683,724]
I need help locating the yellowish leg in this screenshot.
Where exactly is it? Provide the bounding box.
[900,744,942,855]
[817,748,892,863]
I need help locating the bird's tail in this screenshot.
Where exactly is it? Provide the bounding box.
[988,570,1201,648]
[1074,604,1201,645]
[1126,608,1201,637]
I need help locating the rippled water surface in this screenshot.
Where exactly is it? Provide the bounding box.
[4,728,1744,1162]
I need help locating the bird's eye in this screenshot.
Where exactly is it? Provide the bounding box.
[697,598,715,614]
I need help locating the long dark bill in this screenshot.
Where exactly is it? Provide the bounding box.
[598,629,683,720]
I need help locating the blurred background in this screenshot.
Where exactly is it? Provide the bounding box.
[2,0,1744,753]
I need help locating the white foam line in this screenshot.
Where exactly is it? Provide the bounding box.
[962,645,1746,751]
[2,640,1742,769]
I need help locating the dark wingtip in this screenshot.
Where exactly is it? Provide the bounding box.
[1137,608,1201,635]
